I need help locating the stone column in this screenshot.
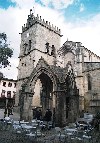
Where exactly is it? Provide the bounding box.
[68,89,79,122]
[20,92,33,121]
[54,90,66,127]
[13,90,21,113]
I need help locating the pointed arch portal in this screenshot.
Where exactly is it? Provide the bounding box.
[32,73,53,116]
[19,59,79,127]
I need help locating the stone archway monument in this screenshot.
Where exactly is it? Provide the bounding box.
[18,57,79,127]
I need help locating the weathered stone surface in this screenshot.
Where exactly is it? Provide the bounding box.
[15,9,100,126]
[16,12,79,125]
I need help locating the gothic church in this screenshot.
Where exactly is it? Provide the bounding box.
[15,9,100,126]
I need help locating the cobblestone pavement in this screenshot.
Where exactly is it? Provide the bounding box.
[0,109,100,143]
[0,109,20,121]
[0,129,100,143]
[0,126,57,143]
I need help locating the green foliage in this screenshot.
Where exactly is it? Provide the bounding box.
[0,33,13,68]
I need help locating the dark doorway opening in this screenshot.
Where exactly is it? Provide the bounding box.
[66,97,69,119]
[38,73,53,116]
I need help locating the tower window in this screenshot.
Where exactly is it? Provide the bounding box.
[51,45,55,56]
[29,40,31,51]
[45,42,49,53]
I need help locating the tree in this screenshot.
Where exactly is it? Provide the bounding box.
[0,32,13,68]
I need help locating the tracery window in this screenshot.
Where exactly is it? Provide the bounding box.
[87,74,92,90]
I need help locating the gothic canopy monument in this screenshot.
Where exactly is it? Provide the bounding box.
[15,9,80,126]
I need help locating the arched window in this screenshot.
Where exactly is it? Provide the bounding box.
[87,74,92,90]
[45,42,49,53]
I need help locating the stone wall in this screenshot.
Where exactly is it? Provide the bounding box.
[83,64,100,113]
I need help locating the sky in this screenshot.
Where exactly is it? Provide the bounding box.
[0,0,100,79]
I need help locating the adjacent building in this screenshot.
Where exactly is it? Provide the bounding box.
[0,77,17,108]
[59,41,100,114]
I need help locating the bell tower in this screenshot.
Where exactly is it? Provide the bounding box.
[18,9,62,80]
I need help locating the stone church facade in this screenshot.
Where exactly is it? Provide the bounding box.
[60,41,100,114]
[15,9,100,126]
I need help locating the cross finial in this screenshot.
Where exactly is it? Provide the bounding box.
[30,9,32,15]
